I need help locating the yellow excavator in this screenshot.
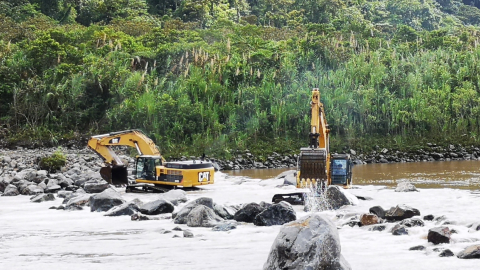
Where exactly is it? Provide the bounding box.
[87,129,214,192]
[272,88,353,204]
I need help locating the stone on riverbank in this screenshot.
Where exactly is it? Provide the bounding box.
[264,213,351,270]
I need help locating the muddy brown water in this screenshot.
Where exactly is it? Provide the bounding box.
[224,160,480,190]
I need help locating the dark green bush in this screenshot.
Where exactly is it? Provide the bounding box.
[40,149,66,172]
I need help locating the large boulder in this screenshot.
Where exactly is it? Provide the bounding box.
[30,193,55,203]
[186,205,224,227]
[139,199,174,215]
[264,213,351,270]
[105,202,140,217]
[157,190,187,206]
[385,205,420,221]
[83,180,110,193]
[2,184,19,196]
[89,189,126,212]
[254,202,296,226]
[234,202,265,223]
[395,182,418,192]
[428,227,451,245]
[173,197,214,224]
[325,185,358,210]
[457,245,480,259]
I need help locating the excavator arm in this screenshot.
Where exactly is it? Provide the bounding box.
[87,129,163,185]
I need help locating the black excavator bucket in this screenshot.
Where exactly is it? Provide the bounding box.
[99,165,128,185]
[297,148,327,188]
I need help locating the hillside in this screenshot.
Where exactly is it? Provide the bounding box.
[2,0,480,157]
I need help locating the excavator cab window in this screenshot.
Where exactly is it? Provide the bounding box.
[136,157,156,180]
[330,154,352,185]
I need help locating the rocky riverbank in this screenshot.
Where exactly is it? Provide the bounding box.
[2,142,480,173]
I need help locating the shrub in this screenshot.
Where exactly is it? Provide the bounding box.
[39,149,66,172]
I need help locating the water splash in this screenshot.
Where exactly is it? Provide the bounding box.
[303,182,332,212]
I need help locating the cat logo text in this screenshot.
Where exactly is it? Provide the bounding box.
[198,172,210,183]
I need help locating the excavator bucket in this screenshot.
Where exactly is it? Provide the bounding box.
[297,148,328,189]
[99,165,128,185]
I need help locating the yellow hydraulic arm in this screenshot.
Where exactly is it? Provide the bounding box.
[309,88,330,151]
[87,129,163,166]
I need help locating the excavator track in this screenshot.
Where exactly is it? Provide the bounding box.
[125,184,172,193]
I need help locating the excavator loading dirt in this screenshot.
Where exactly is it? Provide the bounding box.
[272,88,353,204]
[88,130,214,192]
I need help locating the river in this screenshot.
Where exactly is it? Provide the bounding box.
[224,160,480,190]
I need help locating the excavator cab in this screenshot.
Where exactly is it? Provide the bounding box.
[135,156,162,181]
[330,154,352,186]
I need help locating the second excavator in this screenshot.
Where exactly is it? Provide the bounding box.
[88,129,214,192]
[272,88,353,204]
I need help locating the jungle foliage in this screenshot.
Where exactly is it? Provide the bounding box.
[2,0,480,157]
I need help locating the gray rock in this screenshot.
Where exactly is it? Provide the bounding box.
[65,194,91,210]
[395,182,418,192]
[57,190,73,198]
[369,206,386,219]
[173,197,214,224]
[423,214,434,221]
[30,193,55,203]
[212,220,238,231]
[104,202,140,216]
[254,201,296,226]
[131,213,156,221]
[369,225,386,232]
[3,184,19,196]
[275,170,296,186]
[385,205,420,221]
[400,217,424,227]
[56,174,73,188]
[233,202,265,223]
[439,249,454,257]
[325,185,356,210]
[457,245,480,259]
[428,227,451,245]
[391,224,408,235]
[157,190,187,206]
[83,180,110,193]
[263,213,351,270]
[186,205,224,227]
[409,245,426,251]
[172,226,183,231]
[183,229,194,238]
[21,184,44,195]
[139,199,174,215]
[213,203,237,219]
[89,188,126,212]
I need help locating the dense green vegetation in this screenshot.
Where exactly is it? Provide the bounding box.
[2,0,480,158]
